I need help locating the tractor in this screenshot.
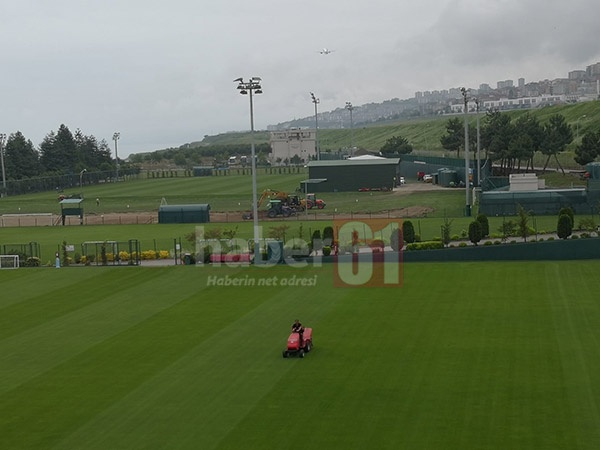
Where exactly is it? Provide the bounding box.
[267,199,295,218]
[282,327,313,358]
[302,193,326,210]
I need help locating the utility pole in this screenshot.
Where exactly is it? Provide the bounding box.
[461,88,471,217]
[310,92,320,160]
[0,133,6,194]
[475,97,481,187]
[112,132,120,181]
[345,102,355,155]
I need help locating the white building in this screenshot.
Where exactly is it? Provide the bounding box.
[269,129,317,164]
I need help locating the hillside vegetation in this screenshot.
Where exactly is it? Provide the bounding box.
[180,101,600,170]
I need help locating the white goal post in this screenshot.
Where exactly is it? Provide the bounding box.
[0,255,19,269]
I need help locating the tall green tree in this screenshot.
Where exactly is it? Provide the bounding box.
[40,124,78,173]
[440,117,463,157]
[511,113,544,170]
[574,131,600,166]
[541,114,573,174]
[74,129,113,171]
[380,135,413,155]
[4,132,40,179]
[481,110,514,173]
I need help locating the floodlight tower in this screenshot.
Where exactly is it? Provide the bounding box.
[0,133,6,193]
[112,132,120,181]
[310,92,320,160]
[235,77,263,257]
[475,97,481,187]
[461,87,471,217]
[345,101,355,155]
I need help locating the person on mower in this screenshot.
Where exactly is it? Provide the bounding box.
[292,319,304,346]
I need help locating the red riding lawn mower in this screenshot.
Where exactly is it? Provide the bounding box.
[282,327,313,358]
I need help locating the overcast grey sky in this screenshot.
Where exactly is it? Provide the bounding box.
[1,0,599,157]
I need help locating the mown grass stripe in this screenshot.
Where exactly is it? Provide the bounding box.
[0,268,210,396]
[50,267,333,450]
[0,268,155,341]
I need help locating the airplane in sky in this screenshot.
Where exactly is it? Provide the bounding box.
[318,48,335,55]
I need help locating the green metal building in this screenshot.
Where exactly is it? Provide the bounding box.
[158,204,211,224]
[306,158,400,192]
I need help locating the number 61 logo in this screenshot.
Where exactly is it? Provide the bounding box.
[333,219,403,288]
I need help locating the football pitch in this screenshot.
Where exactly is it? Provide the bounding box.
[1,261,599,449]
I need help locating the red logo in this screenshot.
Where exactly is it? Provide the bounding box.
[333,219,403,287]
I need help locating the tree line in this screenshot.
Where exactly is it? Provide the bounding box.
[439,110,600,173]
[2,124,117,181]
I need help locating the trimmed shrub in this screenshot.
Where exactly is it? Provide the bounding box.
[557,214,573,240]
[403,221,416,243]
[405,241,444,251]
[390,228,403,251]
[468,220,482,246]
[476,213,490,237]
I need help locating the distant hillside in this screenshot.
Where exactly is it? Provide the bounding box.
[196,101,599,153]
[134,101,600,170]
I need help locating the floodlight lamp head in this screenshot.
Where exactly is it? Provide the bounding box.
[255,89,263,94]
[251,77,262,82]
[239,89,248,95]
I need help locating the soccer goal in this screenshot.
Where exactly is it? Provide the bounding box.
[0,255,19,269]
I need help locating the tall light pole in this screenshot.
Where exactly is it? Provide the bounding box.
[79,168,87,189]
[345,101,354,155]
[0,133,6,193]
[112,132,120,181]
[475,97,481,187]
[461,88,471,217]
[577,114,587,140]
[235,77,262,257]
[310,92,320,160]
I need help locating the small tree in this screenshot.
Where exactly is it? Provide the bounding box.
[557,214,573,239]
[440,217,453,247]
[498,219,516,242]
[403,220,416,244]
[62,240,70,266]
[380,135,413,155]
[311,229,323,253]
[476,213,489,237]
[322,226,334,246]
[517,204,530,242]
[558,207,574,228]
[468,221,482,246]
[390,228,404,251]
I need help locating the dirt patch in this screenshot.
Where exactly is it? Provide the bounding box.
[392,182,449,195]
[3,183,442,227]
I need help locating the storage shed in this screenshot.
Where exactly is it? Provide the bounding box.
[306,158,400,192]
[158,204,211,224]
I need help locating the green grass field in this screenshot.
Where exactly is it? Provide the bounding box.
[1,262,599,449]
